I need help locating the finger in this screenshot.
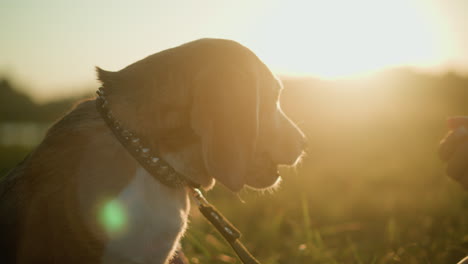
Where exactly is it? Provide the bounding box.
[447,116,468,130]
[446,140,468,181]
[456,256,468,264]
[439,126,468,161]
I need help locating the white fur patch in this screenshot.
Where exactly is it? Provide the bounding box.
[101,166,189,264]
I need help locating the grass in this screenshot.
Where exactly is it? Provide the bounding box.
[182,161,468,264]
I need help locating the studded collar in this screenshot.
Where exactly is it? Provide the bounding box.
[95,87,199,189]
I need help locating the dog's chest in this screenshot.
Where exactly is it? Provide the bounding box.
[100,166,190,263]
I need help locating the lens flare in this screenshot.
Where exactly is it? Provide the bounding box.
[99,199,127,237]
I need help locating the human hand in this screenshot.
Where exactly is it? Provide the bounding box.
[439,116,468,190]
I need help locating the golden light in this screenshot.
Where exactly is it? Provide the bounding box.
[249,0,446,78]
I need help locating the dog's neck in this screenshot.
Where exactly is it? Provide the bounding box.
[95,87,199,189]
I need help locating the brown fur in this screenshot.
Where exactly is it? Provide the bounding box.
[0,38,305,263]
[0,100,134,262]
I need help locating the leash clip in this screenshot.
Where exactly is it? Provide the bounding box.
[190,188,210,207]
[189,187,260,264]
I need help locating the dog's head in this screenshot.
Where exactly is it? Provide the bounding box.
[97,38,305,192]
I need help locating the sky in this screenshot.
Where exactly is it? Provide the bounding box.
[1,0,468,102]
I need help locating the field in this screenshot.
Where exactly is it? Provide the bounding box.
[1,69,468,263]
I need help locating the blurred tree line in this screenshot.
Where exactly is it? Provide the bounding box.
[2,68,467,124]
[0,78,92,174]
[0,79,92,122]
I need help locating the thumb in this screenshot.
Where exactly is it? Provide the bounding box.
[447,116,468,130]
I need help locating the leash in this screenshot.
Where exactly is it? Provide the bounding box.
[190,188,261,264]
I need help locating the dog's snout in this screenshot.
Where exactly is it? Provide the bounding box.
[287,122,306,164]
[266,113,306,166]
[294,131,307,156]
[300,135,308,150]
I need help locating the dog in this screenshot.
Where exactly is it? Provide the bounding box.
[0,38,305,263]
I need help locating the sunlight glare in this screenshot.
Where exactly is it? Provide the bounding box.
[254,0,444,78]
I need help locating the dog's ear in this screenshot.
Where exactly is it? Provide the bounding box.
[191,67,258,192]
[96,67,118,86]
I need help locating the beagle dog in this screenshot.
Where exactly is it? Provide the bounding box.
[0,38,305,263]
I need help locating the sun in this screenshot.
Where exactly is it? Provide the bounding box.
[248,0,445,79]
